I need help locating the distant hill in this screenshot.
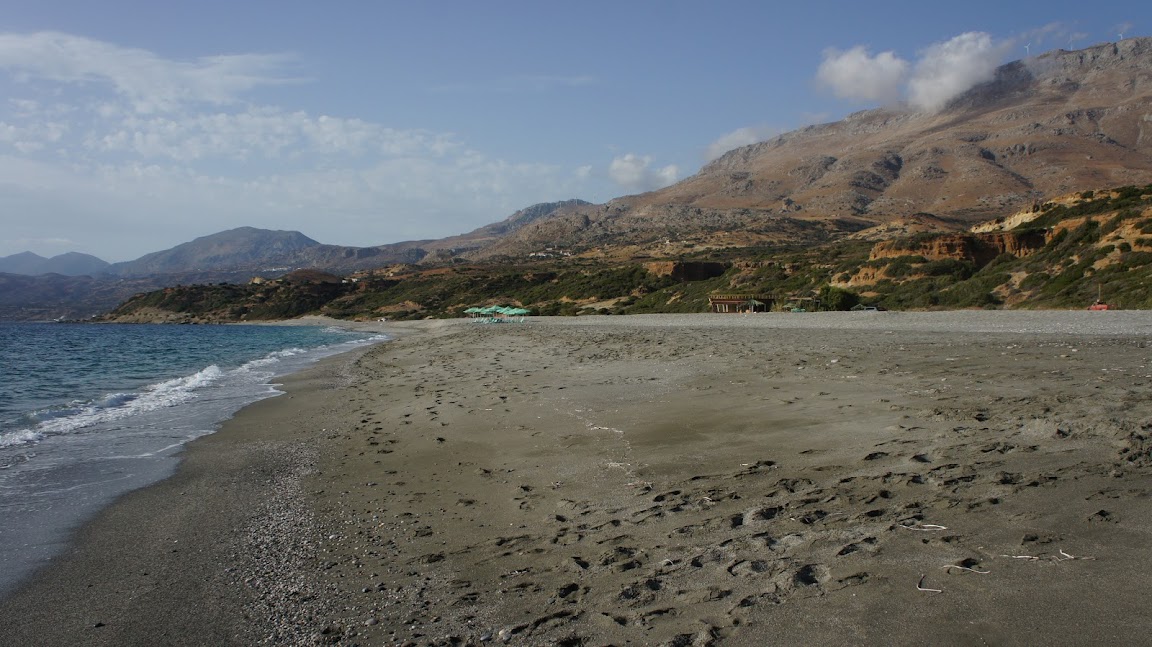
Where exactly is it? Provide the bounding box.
[0,272,167,321]
[458,199,592,241]
[0,251,110,276]
[418,199,592,260]
[108,226,428,277]
[102,202,594,279]
[109,227,324,276]
[0,227,430,320]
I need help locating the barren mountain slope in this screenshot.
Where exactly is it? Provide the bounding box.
[475,39,1152,259]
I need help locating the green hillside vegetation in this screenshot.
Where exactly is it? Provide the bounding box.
[855,185,1152,310]
[105,273,352,321]
[100,184,1152,322]
[320,265,680,319]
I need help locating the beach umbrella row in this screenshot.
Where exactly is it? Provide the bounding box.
[463,305,530,316]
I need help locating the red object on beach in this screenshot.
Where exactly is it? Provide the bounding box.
[1088,301,1110,310]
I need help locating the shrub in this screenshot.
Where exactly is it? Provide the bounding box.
[920,259,975,279]
[1120,251,1152,269]
[1019,272,1049,290]
[883,255,924,278]
[818,285,860,311]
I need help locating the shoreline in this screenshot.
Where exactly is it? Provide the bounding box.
[0,319,395,602]
[3,312,1152,645]
[0,339,376,645]
[0,324,396,640]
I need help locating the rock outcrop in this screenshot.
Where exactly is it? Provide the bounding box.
[869,231,1048,266]
[643,261,729,281]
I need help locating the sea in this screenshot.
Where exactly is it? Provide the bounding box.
[0,322,385,597]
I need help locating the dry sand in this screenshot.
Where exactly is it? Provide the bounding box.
[3,312,1152,646]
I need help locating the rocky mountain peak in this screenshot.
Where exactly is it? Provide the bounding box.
[462,38,1152,261]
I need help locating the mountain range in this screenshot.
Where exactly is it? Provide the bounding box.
[461,38,1152,259]
[0,201,589,320]
[0,251,111,276]
[1,200,595,280]
[4,38,1152,320]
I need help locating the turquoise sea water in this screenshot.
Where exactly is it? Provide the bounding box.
[0,322,384,596]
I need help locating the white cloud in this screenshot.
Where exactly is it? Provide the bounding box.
[705,125,780,162]
[1015,23,1086,57]
[1022,22,1065,45]
[656,166,679,187]
[816,46,908,104]
[816,32,1012,114]
[0,31,298,113]
[78,154,576,227]
[89,108,464,163]
[0,119,68,153]
[8,237,77,249]
[907,32,1008,112]
[608,153,678,192]
[0,31,617,260]
[0,143,592,259]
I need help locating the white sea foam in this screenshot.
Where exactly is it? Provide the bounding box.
[240,347,307,370]
[1,330,388,451]
[0,429,45,449]
[94,393,137,408]
[28,364,227,438]
[101,441,188,459]
[0,322,392,598]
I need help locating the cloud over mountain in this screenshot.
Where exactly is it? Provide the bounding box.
[816,31,1009,112]
[608,153,679,191]
[817,46,908,104]
[705,126,780,162]
[906,32,1008,111]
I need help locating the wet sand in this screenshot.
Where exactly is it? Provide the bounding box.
[3,312,1152,646]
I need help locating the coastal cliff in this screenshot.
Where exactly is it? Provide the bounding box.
[869,231,1048,265]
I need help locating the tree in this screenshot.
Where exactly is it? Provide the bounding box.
[818,285,860,311]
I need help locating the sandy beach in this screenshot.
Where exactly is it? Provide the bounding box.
[3,312,1152,646]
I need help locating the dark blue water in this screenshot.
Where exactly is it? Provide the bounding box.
[0,322,385,596]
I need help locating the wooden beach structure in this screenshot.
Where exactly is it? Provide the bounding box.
[708,294,775,313]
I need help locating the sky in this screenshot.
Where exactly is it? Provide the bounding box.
[0,1,1149,261]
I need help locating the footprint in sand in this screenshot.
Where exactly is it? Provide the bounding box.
[1089,509,1119,523]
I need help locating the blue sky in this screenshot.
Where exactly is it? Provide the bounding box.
[0,1,1148,261]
